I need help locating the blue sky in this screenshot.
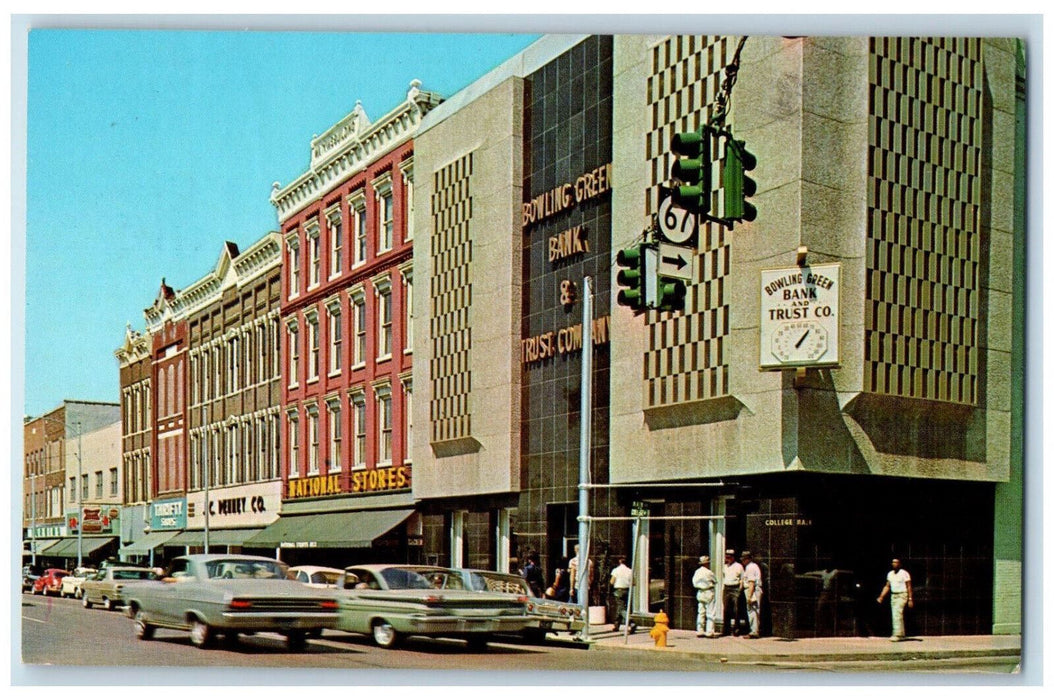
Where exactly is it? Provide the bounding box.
[22,30,539,417]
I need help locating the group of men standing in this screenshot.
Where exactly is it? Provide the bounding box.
[692,549,763,638]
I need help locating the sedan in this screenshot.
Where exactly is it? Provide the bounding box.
[452,568,584,642]
[288,566,343,588]
[32,568,70,596]
[81,566,158,611]
[333,564,531,650]
[123,554,340,651]
[60,567,98,599]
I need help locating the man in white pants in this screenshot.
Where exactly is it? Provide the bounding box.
[741,550,763,639]
[692,555,718,637]
[876,557,914,641]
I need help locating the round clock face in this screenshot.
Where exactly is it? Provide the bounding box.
[771,320,829,365]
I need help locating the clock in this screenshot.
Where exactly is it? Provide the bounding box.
[771,320,829,365]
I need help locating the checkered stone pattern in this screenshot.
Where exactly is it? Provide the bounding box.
[865,37,982,405]
[643,35,737,408]
[429,153,474,442]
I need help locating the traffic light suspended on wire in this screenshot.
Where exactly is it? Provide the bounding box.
[670,127,713,214]
[722,137,757,223]
[615,244,645,312]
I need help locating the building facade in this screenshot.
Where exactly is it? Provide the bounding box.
[250,81,441,566]
[114,325,153,553]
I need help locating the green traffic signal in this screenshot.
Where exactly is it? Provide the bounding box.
[655,277,687,312]
[723,137,757,222]
[615,245,645,310]
[670,129,712,214]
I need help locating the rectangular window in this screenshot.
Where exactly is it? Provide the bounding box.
[308,316,320,381]
[95,471,103,499]
[378,392,392,464]
[69,477,76,503]
[404,383,413,464]
[329,404,342,470]
[258,325,268,384]
[270,414,280,479]
[380,192,394,252]
[329,310,342,374]
[81,475,88,501]
[110,467,118,496]
[355,206,367,265]
[289,243,300,297]
[309,232,321,288]
[354,298,367,366]
[330,214,343,277]
[288,416,300,478]
[229,337,240,393]
[404,175,414,241]
[288,326,299,388]
[308,412,319,475]
[378,288,392,359]
[404,275,414,352]
[353,398,367,469]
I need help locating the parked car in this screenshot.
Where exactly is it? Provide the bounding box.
[123,554,340,651]
[32,568,70,596]
[22,564,43,593]
[81,566,158,611]
[60,567,98,599]
[451,567,584,643]
[288,566,343,588]
[333,564,531,650]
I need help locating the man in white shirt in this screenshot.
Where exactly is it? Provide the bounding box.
[568,544,594,605]
[691,555,718,637]
[876,557,914,641]
[609,556,632,632]
[741,550,763,639]
[721,549,744,636]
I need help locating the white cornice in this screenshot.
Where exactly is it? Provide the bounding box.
[270,80,443,223]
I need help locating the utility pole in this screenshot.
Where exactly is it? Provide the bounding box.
[203,403,210,554]
[76,421,83,569]
[577,276,594,642]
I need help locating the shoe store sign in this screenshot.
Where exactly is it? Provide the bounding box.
[759,263,840,370]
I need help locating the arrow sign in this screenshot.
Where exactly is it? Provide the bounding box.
[658,243,694,281]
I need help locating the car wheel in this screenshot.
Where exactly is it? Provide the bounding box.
[190,619,213,648]
[103,597,115,612]
[286,632,307,652]
[465,636,489,651]
[371,620,399,649]
[81,591,92,609]
[134,610,155,641]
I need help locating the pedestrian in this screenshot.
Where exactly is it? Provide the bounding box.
[609,556,632,631]
[522,552,545,598]
[741,550,763,639]
[545,558,571,602]
[721,549,744,636]
[692,555,718,637]
[568,544,595,605]
[876,557,914,641]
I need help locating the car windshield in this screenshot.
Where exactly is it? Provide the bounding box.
[378,568,434,590]
[206,559,287,580]
[113,569,157,580]
[311,571,340,585]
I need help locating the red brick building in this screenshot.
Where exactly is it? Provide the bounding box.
[145,281,189,500]
[250,81,441,565]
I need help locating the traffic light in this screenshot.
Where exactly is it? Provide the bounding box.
[615,244,645,311]
[655,276,687,312]
[723,137,757,222]
[670,128,712,214]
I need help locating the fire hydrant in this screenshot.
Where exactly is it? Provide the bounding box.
[649,610,670,647]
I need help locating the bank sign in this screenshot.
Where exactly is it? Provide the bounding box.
[759,263,840,370]
[150,497,187,531]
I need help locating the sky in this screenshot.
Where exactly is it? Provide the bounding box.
[21,28,540,418]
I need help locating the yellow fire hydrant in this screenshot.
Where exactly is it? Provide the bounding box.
[650,610,670,647]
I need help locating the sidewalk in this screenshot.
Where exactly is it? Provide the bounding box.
[583,626,1021,664]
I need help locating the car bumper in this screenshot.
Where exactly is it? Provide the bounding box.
[526,615,584,633]
[218,611,340,631]
[370,614,532,635]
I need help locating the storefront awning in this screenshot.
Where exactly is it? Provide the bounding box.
[245,509,413,549]
[118,529,181,556]
[166,528,264,547]
[41,536,117,559]
[24,539,59,555]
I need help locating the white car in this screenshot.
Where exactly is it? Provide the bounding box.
[60,567,98,599]
[288,566,343,588]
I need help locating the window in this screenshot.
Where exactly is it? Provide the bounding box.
[228,336,240,393]
[327,401,342,471]
[69,477,76,503]
[350,193,367,266]
[328,305,342,375]
[352,394,367,469]
[287,238,301,298]
[351,290,367,367]
[258,325,268,384]
[307,312,320,382]
[376,281,393,359]
[270,413,280,479]
[95,471,103,499]
[308,409,320,475]
[379,191,394,252]
[255,417,266,482]
[401,161,415,242]
[288,414,300,478]
[81,475,88,501]
[377,386,393,465]
[308,225,321,288]
[328,208,343,277]
[401,265,414,352]
[287,323,299,388]
[227,425,237,486]
[403,379,413,464]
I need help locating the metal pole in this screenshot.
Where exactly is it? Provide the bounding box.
[203,404,210,554]
[577,276,594,641]
[30,472,37,566]
[624,515,640,644]
[76,422,83,569]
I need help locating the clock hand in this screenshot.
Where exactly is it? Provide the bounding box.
[794,329,810,349]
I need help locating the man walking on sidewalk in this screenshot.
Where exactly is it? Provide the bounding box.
[692,555,718,637]
[609,556,632,632]
[741,550,763,639]
[721,549,744,636]
[876,557,914,641]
